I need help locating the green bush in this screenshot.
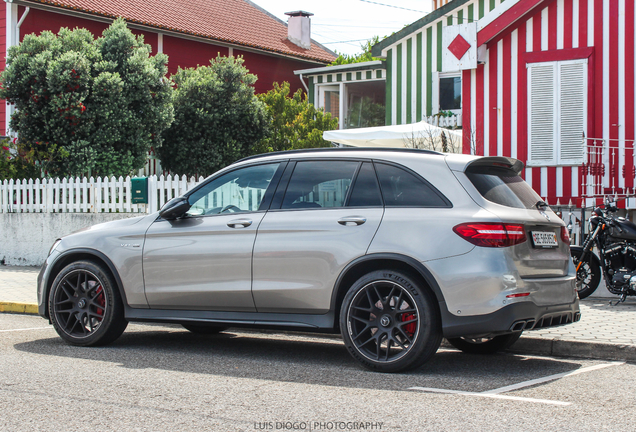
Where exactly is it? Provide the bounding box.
[254,82,338,154]
[0,138,46,180]
[157,56,268,177]
[0,18,174,178]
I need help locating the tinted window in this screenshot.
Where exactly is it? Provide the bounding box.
[348,162,382,207]
[282,161,358,209]
[375,163,449,207]
[187,163,279,216]
[466,168,542,209]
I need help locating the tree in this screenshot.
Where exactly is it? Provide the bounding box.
[0,138,41,180]
[157,56,268,177]
[330,36,381,66]
[0,18,174,177]
[254,82,338,154]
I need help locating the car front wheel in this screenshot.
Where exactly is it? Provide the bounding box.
[49,261,128,346]
[340,269,442,373]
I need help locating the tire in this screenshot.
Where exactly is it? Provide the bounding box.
[182,324,228,334]
[446,332,522,355]
[570,247,601,299]
[49,261,128,346]
[339,269,442,373]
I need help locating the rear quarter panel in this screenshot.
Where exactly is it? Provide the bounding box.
[367,153,482,262]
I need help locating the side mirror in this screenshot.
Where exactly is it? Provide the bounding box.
[159,197,191,220]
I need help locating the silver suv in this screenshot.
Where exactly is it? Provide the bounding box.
[38,148,580,372]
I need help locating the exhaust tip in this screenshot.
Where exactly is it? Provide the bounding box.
[510,321,526,332]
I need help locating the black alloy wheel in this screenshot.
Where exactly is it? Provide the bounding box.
[340,270,441,373]
[49,261,127,346]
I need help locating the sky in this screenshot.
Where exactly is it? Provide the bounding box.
[252,0,433,56]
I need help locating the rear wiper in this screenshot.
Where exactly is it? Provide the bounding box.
[535,200,548,210]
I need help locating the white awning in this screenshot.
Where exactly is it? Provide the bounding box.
[323,121,463,152]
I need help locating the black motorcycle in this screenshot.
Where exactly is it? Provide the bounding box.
[571,201,636,303]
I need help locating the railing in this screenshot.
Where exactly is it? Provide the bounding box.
[423,114,462,128]
[583,137,636,201]
[0,174,205,214]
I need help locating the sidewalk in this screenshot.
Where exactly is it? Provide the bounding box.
[1,265,635,362]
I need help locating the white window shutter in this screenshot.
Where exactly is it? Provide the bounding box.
[528,64,556,164]
[558,62,586,164]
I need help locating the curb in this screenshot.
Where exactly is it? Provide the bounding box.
[509,336,636,362]
[0,302,38,315]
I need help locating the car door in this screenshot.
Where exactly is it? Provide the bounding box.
[143,162,283,311]
[252,160,384,314]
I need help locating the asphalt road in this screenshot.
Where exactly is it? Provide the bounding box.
[1,313,635,432]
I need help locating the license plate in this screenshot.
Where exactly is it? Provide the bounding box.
[531,231,559,248]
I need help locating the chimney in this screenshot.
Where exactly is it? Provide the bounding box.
[285,11,313,50]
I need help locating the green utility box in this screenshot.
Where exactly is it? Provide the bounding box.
[131,177,149,204]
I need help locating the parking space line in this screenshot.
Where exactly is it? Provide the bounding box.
[482,362,624,394]
[409,362,624,406]
[408,387,571,406]
[0,327,53,333]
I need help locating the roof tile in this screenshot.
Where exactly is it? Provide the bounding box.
[26,0,336,63]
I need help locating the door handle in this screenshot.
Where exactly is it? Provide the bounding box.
[227,219,253,228]
[338,216,366,226]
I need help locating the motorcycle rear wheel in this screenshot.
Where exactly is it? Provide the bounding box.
[570,247,601,299]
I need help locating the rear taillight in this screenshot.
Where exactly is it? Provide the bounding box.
[453,223,527,247]
[561,226,570,244]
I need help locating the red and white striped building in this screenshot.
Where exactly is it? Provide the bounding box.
[372,0,636,209]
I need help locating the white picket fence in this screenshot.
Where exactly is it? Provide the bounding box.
[0,174,205,214]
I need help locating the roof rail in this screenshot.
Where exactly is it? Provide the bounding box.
[237,147,443,163]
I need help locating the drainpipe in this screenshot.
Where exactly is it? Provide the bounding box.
[298,73,309,93]
[16,5,29,29]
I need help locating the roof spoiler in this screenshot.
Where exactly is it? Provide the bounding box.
[465,156,525,175]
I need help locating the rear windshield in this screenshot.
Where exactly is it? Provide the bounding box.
[466,168,542,209]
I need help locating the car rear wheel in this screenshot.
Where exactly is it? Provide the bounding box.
[49,261,128,346]
[340,270,442,373]
[181,324,228,334]
[446,332,522,354]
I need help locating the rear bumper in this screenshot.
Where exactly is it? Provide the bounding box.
[440,298,580,339]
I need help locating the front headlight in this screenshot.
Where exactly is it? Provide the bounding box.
[48,239,62,256]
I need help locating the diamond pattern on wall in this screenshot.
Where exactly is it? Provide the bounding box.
[448,34,471,60]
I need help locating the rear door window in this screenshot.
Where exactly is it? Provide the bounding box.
[281,161,358,209]
[375,162,450,207]
[466,167,542,209]
[347,162,383,207]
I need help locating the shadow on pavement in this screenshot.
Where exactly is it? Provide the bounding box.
[14,326,587,393]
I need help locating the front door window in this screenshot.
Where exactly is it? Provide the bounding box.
[187,163,280,216]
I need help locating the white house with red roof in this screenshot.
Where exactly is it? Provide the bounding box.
[1,0,336,135]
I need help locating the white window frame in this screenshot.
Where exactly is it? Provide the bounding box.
[527,59,588,167]
[317,84,345,130]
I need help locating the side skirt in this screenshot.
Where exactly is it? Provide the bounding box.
[125,308,337,333]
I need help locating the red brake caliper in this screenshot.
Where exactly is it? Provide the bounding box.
[402,313,416,337]
[95,286,105,319]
